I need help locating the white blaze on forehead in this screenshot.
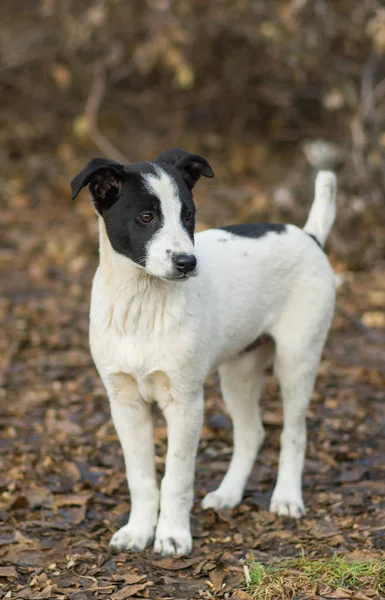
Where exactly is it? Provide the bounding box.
[142,167,194,278]
[143,167,182,227]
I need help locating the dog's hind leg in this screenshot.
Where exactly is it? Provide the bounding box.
[269,285,334,518]
[202,343,273,510]
[104,373,159,552]
[269,348,321,518]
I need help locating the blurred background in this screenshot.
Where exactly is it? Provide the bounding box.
[1,0,385,269]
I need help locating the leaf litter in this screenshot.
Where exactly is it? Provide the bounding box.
[1,168,384,599]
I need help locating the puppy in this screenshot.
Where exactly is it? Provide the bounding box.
[71,149,336,556]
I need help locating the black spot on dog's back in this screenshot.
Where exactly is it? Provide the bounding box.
[218,223,287,238]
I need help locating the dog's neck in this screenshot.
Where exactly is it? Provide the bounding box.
[97,218,186,336]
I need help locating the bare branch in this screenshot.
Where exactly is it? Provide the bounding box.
[84,65,129,164]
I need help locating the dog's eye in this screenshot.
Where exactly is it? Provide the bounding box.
[184,212,195,223]
[138,212,154,224]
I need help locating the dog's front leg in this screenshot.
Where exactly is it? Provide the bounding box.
[154,391,204,556]
[104,373,159,551]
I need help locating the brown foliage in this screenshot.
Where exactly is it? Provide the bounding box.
[1,184,385,600]
[1,0,385,266]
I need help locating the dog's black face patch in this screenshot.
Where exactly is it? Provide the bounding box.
[100,165,163,268]
[218,223,287,238]
[98,162,197,275]
[71,150,214,279]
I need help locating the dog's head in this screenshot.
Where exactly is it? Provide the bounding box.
[71,149,214,280]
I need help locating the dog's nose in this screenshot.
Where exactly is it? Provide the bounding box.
[172,253,197,274]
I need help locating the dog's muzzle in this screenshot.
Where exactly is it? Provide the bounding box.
[172,253,197,275]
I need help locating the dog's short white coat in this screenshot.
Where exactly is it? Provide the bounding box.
[89,169,337,556]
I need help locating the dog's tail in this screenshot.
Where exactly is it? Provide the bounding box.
[303,171,337,247]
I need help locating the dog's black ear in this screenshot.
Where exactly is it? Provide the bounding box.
[155,148,214,189]
[71,158,125,214]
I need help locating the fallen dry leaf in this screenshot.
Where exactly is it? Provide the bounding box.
[150,556,203,570]
[231,591,253,600]
[54,492,92,507]
[209,569,225,591]
[351,592,376,600]
[309,523,342,539]
[0,566,18,578]
[25,485,54,509]
[113,572,147,585]
[110,581,151,599]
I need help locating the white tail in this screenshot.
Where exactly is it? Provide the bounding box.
[303,171,337,247]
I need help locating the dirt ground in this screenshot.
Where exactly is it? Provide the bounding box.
[1,188,385,600]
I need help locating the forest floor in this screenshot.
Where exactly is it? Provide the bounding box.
[1,190,384,600]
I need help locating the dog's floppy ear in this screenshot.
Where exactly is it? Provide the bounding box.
[71,158,125,214]
[155,148,214,189]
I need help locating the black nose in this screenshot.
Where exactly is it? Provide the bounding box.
[172,253,197,274]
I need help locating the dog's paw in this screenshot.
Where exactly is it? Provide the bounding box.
[201,490,241,510]
[153,527,192,556]
[270,496,305,519]
[110,524,154,552]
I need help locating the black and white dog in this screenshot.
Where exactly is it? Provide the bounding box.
[71,149,336,556]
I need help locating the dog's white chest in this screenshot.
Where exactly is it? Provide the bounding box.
[89,271,194,403]
[91,325,176,402]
